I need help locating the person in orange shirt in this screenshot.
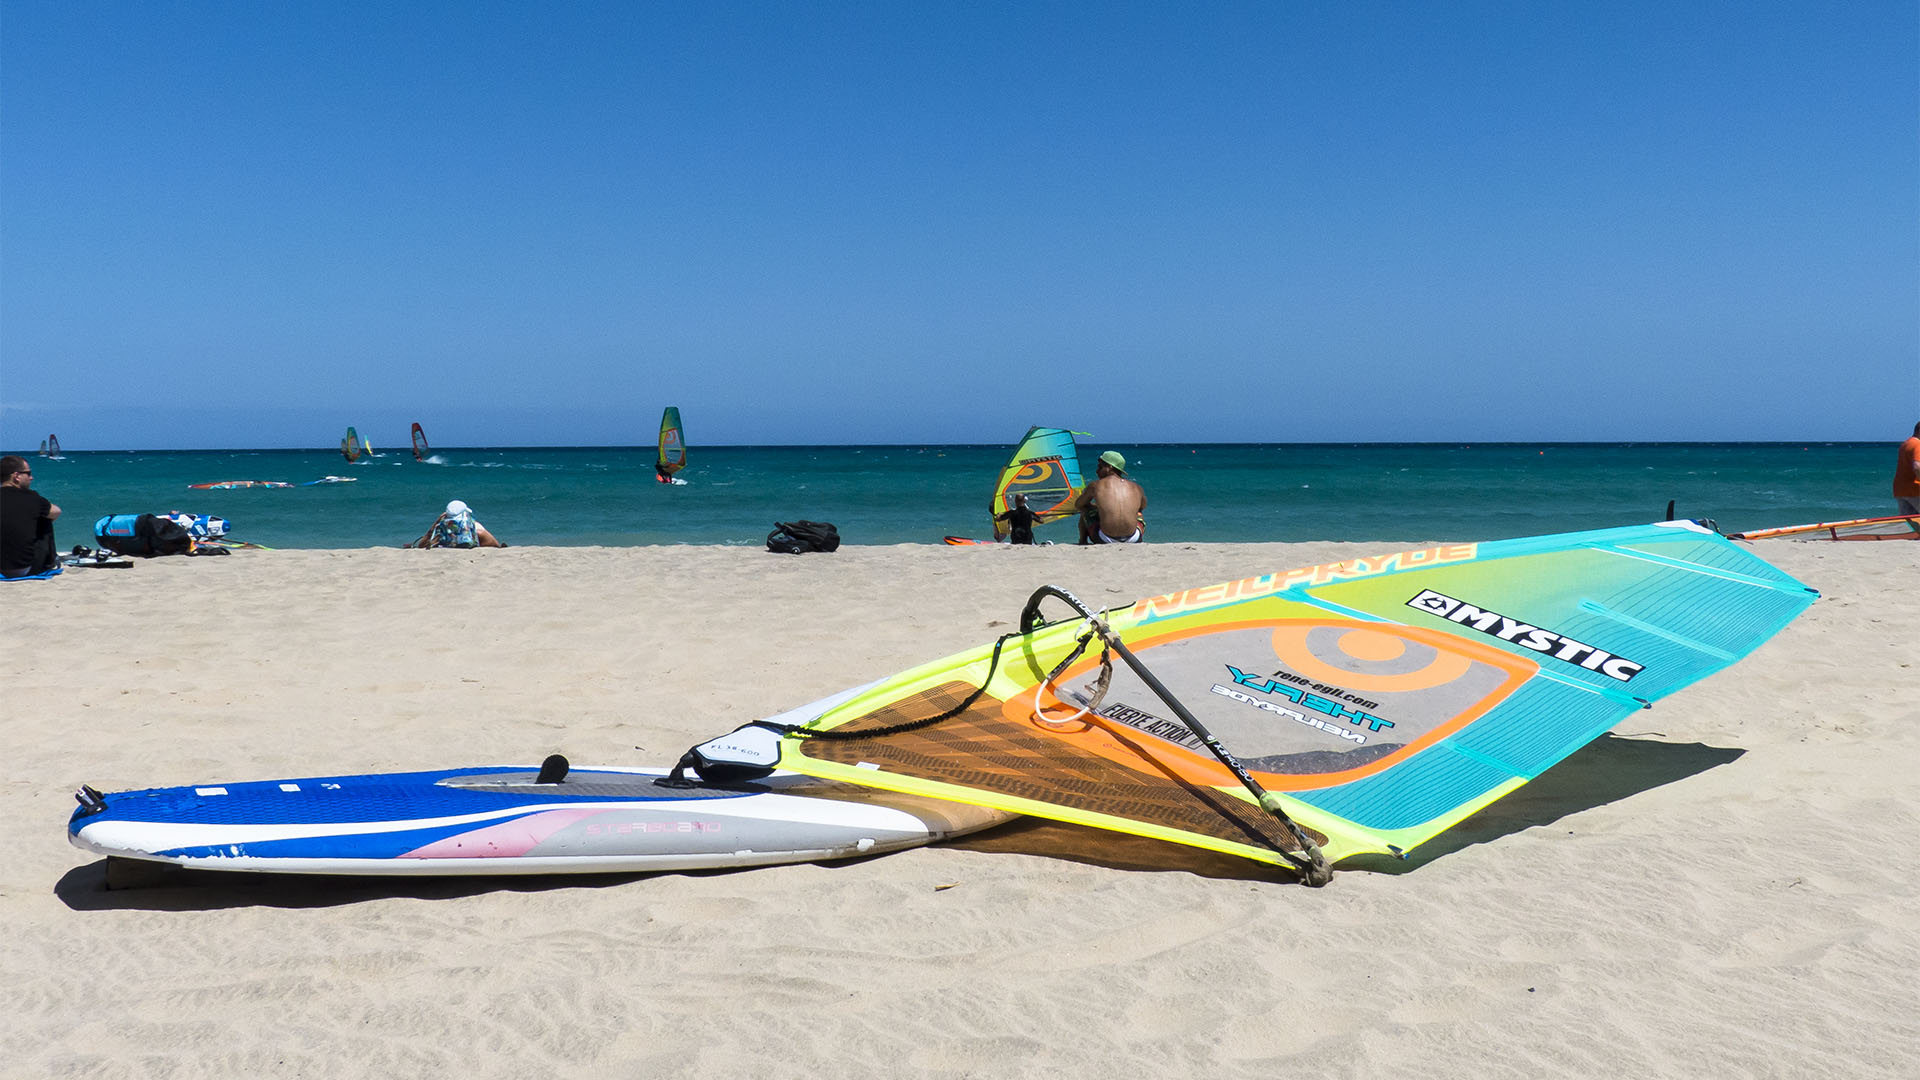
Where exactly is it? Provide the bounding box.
[1896,421,1920,516]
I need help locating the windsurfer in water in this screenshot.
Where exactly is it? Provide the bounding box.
[407,500,506,549]
[994,493,1039,544]
[1896,421,1920,517]
[1075,451,1146,544]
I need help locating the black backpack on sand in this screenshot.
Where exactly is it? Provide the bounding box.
[766,520,840,554]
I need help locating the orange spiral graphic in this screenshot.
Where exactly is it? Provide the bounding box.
[1267,623,1474,693]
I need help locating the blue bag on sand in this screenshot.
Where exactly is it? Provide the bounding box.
[95,514,194,557]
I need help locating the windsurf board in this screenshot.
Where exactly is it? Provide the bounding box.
[69,761,1009,879]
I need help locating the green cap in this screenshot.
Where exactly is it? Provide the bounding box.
[1099,450,1127,473]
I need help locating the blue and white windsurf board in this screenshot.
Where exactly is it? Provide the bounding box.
[69,763,1009,878]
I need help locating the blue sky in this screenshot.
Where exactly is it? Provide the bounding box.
[3,2,1915,449]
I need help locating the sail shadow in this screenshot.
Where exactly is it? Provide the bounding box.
[1339,733,1745,874]
[952,733,1743,881]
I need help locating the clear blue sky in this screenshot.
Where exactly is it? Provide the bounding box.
[3,2,1915,449]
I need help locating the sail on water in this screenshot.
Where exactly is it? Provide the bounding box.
[656,407,687,483]
[990,427,1087,539]
[411,422,430,461]
[677,521,1817,884]
[340,427,368,463]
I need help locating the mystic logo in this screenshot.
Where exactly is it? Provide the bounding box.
[1405,590,1645,682]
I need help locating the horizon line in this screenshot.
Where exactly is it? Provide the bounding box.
[12,439,1890,454]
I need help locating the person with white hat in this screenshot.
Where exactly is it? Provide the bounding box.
[1074,450,1146,544]
[406,499,506,549]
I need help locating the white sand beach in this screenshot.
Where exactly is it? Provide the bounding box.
[3,539,1916,1078]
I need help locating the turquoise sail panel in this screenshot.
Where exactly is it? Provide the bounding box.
[1271,521,1819,847]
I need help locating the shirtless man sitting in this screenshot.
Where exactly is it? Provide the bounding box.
[1075,451,1146,544]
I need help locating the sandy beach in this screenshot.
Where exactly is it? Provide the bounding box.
[4,539,1916,1078]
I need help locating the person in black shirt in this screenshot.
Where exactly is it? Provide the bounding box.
[1,455,61,577]
[993,493,1038,545]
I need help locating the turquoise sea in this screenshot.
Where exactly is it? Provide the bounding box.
[10,442,1904,550]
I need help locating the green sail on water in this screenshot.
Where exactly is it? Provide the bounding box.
[657,407,687,479]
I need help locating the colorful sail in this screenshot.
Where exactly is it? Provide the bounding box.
[656,407,687,481]
[411,422,430,461]
[340,426,366,463]
[705,521,1815,873]
[989,427,1087,538]
[1729,515,1920,541]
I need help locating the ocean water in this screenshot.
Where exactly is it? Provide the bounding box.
[11,442,1903,550]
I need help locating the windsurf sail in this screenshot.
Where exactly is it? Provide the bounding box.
[411,422,430,461]
[656,407,687,481]
[989,427,1087,539]
[341,426,366,463]
[1729,515,1920,541]
[683,521,1817,880]
[41,435,62,459]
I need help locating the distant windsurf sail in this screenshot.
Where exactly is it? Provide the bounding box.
[990,427,1086,539]
[341,426,367,463]
[42,435,63,459]
[656,407,687,481]
[411,422,429,461]
[1729,515,1920,541]
[688,522,1816,879]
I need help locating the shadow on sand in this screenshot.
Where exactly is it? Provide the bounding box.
[53,853,897,914]
[954,732,1745,882]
